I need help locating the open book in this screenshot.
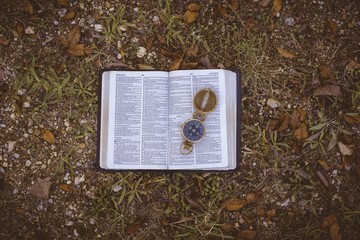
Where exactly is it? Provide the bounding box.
[97,69,241,171]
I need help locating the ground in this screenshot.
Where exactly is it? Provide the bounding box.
[0,0,360,239]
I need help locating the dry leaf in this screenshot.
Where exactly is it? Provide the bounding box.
[245,192,261,203]
[329,222,341,240]
[266,209,276,219]
[313,85,342,96]
[322,214,338,229]
[43,129,56,145]
[294,122,309,140]
[218,4,229,17]
[156,33,166,45]
[257,208,265,217]
[57,0,70,7]
[260,0,272,7]
[268,119,280,131]
[236,230,256,240]
[187,3,201,11]
[318,159,331,171]
[221,199,248,211]
[278,113,290,132]
[199,55,213,69]
[337,141,353,156]
[222,222,235,232]
[318,64,334,79]
[68,44,85,56]
[343,114,360,124]
[183,10,199,24]
[0,36,10,46]
[317,170,329,187]
[272,0,282,15]
[180,61,199,70]
[23,0,34,15]
[30,177,51,198]
[59,184,72,192]
[63,27,81,48]
[138,64,155,70]
[346,60,360,72]
[186,45,199,57]
[63,9,76,20]
[277,47,297,59]
[125,220,142,235]
[230,1,240,11]
[16,22,25,37]
[328,20,337,34]
[169,58,183,71]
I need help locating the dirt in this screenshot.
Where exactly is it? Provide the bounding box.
[1,0,360,239]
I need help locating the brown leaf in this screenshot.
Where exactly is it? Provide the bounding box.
[236,230,256,240]
[317,170,329,187]
[313,84,342,96]
[16,22,25,37]
[63,9,76,20]
[343,114,360,124]
[337,141,353,156]
[272,0,282,15]
[218,5,229,17]
[277,47,297,59]
[125,220,142,235]
[222,222,235,232]
[318,64,334,79]
[156,33,166,45]
[138,64,155,70]
[318,159,331,171]
[187,3,201,11]
[322,214,338,229]
[257,208,265,217]
[84,45,92,55]
[68,44,85,56]
[64,27,81,48]
[329,222,341,240]
[186,44,199,57]
[183,10,199,24]
[260,0,272,7]
[23,0,34,15]
[57,0,70,7]
[346,60,360,72]
[328,20,337,34]
[294,122,309,140]
[30,177,51,199]
[169,58,183,71]
[199,55,213,69]
[221,199,248,211]
[245,192,261,203]
[278,113,290,132]
[268,119,280,131]
[180,62,199,70]
[266,209,276,219]
[59,184,72,192]
[0,36,10,46]
[43,129,56,145]
[230,1,240,11]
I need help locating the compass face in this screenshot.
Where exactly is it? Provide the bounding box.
[182,119,205,142]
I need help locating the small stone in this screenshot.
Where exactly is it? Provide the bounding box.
[111,184,122,192]
[118,25,127,31]
[23,102,30,108]
[13,188,19,194]
[74,229,79,237]
[25,26,35,35]
[28,118,33,127]
[136,47,147,58]
[152,15,160,23]
[14,153,20,159]
[10,113,15,119]
[25,160,32,167]
[117,53,122,60]
[79,3,85,9]
[17,88,27,95]
[58,8,67,17]
[7,141,16,152]
[65,220,74,226]
[94,24,103,32]
[263,221,269,227]
[332,170,338,176]
[54,20,59,26]
[267,98,281,108]
[89,218,96,225]
[0,124,6,128]
[285,17,295,26]
[0,167,5,173]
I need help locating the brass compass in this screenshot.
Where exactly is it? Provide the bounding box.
[180,88,218,155]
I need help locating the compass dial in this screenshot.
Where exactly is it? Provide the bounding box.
[182,119,205,142]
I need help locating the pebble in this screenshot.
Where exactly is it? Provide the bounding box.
[0,167,5,173]
[23,102,30,108]
[14,153,20,159]
[65,220,74,226]
[74,229,79,237]
[111,184,122,192]
[285,17,295,26]
[13,188,19,194]
[89,218,96,225]
[152,16,160,24]
[117,53,122,60]
[267,98,281,108]
[136,47,147,58]
[54,20,59,26]
[17,88,27,95]
[7,141,16,152]
[0,124,6,128]
[25,26,35,35]
[58,8,67,18]
[94,24,103,32]
[74,175,85,185]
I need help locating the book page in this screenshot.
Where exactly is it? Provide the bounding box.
[168,70,228,169]
[103,71,169,170]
